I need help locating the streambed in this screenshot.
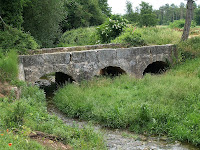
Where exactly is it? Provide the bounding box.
[47,98,199,150]
[37,78,199,150]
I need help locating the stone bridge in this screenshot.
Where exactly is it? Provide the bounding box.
[18,44,177,84]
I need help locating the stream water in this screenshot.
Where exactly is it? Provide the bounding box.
[38,78,200,150]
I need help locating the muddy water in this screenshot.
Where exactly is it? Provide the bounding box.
[47,98,199,150]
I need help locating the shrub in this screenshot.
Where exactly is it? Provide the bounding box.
[169,19,196,29]
[96,15,128,43]
[58,27,98,47]
[0,50,18,82]
[112,27,146,46]
[0,27,38,54]
[177,36,200,60]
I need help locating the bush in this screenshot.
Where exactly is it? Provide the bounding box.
[112,27,146,46]
[96,15,128,43]
[0,84,106,149]
[169,19,196,29]
[177,37,200,60]
[58,27,98,47]
[0,27,38,54]
[137,27,182,45]
[0,50,18,82]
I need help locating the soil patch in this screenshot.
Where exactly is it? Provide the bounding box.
[29,131,72,150]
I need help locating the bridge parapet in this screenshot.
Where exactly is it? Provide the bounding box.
[19,44,177,83]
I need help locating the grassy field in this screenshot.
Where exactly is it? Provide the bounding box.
[54,55,200,146]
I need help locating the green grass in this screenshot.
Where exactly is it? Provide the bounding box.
[53,58,200,146]
[0,84,106,150]
[137,27,182,45]
[0,50,18,82]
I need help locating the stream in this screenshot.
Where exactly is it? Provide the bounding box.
[38,78,200,150]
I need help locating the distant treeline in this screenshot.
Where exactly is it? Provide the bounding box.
[124,1,200,26]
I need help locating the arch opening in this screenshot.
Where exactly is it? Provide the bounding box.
[35,72,75,98]
[143,61,169,75]
[55,72,75,85]
[100,66,126,77]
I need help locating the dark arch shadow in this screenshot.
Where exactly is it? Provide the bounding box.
[99,66,126,77]
[143,61,169,75]
[55,72,75,85]
[35,72,75,98]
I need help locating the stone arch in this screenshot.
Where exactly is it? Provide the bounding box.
[143,61,169,75]
[36,71,75,86]
[99,66,126,77]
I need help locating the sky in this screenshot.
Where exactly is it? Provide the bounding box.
[107,0,200,15]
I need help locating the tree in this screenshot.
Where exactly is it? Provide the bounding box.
[98,0,111,16]
[0,0,23,29]
[23,0,65,47]
[139,2,157,27]
[194,6,200,25]
[62,0,106,31]
[182,0,195,41]
[124,1,139,23]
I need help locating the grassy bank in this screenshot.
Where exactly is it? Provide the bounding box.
[0,84,106,149]
[53,57,200,146]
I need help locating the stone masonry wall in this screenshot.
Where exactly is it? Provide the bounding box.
[18,44,177,83]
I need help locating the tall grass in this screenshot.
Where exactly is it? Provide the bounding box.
[53,58,200,146]
[137,27,182,45]
[0,50,18,82]
[0,84,106,149]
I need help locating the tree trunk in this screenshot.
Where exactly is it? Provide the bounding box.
[181,0,194,41]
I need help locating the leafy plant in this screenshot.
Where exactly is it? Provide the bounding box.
[58,27,98,47]
[0,50,18,82]
[169,19,196,29]
[96,15,128,43]
[0,27,38,54]
[112,26,146,46]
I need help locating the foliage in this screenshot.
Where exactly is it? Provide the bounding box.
[62,0,106,31]
[139,2,157,27]
[177,36,200,60]
[0,51,18,82]
[124,1,139,24]
[0,84,106,149]
[169,19,196,29]
[0,0,23,29]
[0,27,38,54]
[54,58,200,145]
[155,3,187,25]
[112,27,146,47]
[96,15,128,43]
[58,27,98,47]
[0,130,45,150]
[98,0,111,16]
[136,27,181,45]
[194,7,200,25]
[23,0,65,48]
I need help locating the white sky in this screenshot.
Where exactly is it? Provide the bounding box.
[108,0,200,15]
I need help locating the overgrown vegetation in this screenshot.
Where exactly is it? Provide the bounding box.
[54,58,200,146]
[0,50,18,82]
[0,27,38,54]
[96,16,127,43]
[53,37,200,147]
[58,27,98,47]
[169,19,196,29]
[0,84,106,149]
